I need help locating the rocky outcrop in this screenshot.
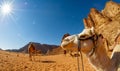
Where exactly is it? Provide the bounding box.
[83,1,120,46]
[102,1,120,19]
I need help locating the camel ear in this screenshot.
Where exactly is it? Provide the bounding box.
[90,27,95,35]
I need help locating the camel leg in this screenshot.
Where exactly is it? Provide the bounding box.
[29,53,32,61]
[33,55,35,61]
[33,51,37,61]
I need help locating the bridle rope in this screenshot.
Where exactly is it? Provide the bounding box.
[76,34,98,71]
[76,35,84,71]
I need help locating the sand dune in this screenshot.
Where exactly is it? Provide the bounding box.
[0,50,95,71]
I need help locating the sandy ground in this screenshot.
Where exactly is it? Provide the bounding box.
[0,50,95,71]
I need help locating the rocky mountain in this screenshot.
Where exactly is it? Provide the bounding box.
[83,1,120,47]
[0,48,2,50]
[7,42,59,54]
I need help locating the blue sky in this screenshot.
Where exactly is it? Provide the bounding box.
[0,0,120,50]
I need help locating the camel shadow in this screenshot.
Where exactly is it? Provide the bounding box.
[41,60,56,63]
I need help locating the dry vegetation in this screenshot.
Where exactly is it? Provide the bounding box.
[0,50,95,71]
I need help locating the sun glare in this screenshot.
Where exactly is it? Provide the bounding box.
[0,1,13,16]
[1,3,12,15]
[0,0,15,22]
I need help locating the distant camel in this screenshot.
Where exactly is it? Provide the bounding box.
[28,43,41,61]
[61,27,120,71]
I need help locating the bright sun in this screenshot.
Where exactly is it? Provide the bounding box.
[1,3,12,15]
[0,1,13,16]
[0,0,15,22]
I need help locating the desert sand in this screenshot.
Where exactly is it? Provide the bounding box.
[0,50,95,71]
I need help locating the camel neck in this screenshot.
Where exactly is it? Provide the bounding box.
[87,45,116,71]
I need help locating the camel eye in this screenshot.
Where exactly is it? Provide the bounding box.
[64,38,70,41]
[80,35,87,38]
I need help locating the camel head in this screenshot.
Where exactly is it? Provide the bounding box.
[61,27,104,56]
[61,33,79,51]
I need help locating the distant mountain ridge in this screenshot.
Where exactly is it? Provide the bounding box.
[0,48,2,50]
[7,42,59,54]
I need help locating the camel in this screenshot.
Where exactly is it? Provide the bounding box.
[61,27,120,71]
[28,42,41,61]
